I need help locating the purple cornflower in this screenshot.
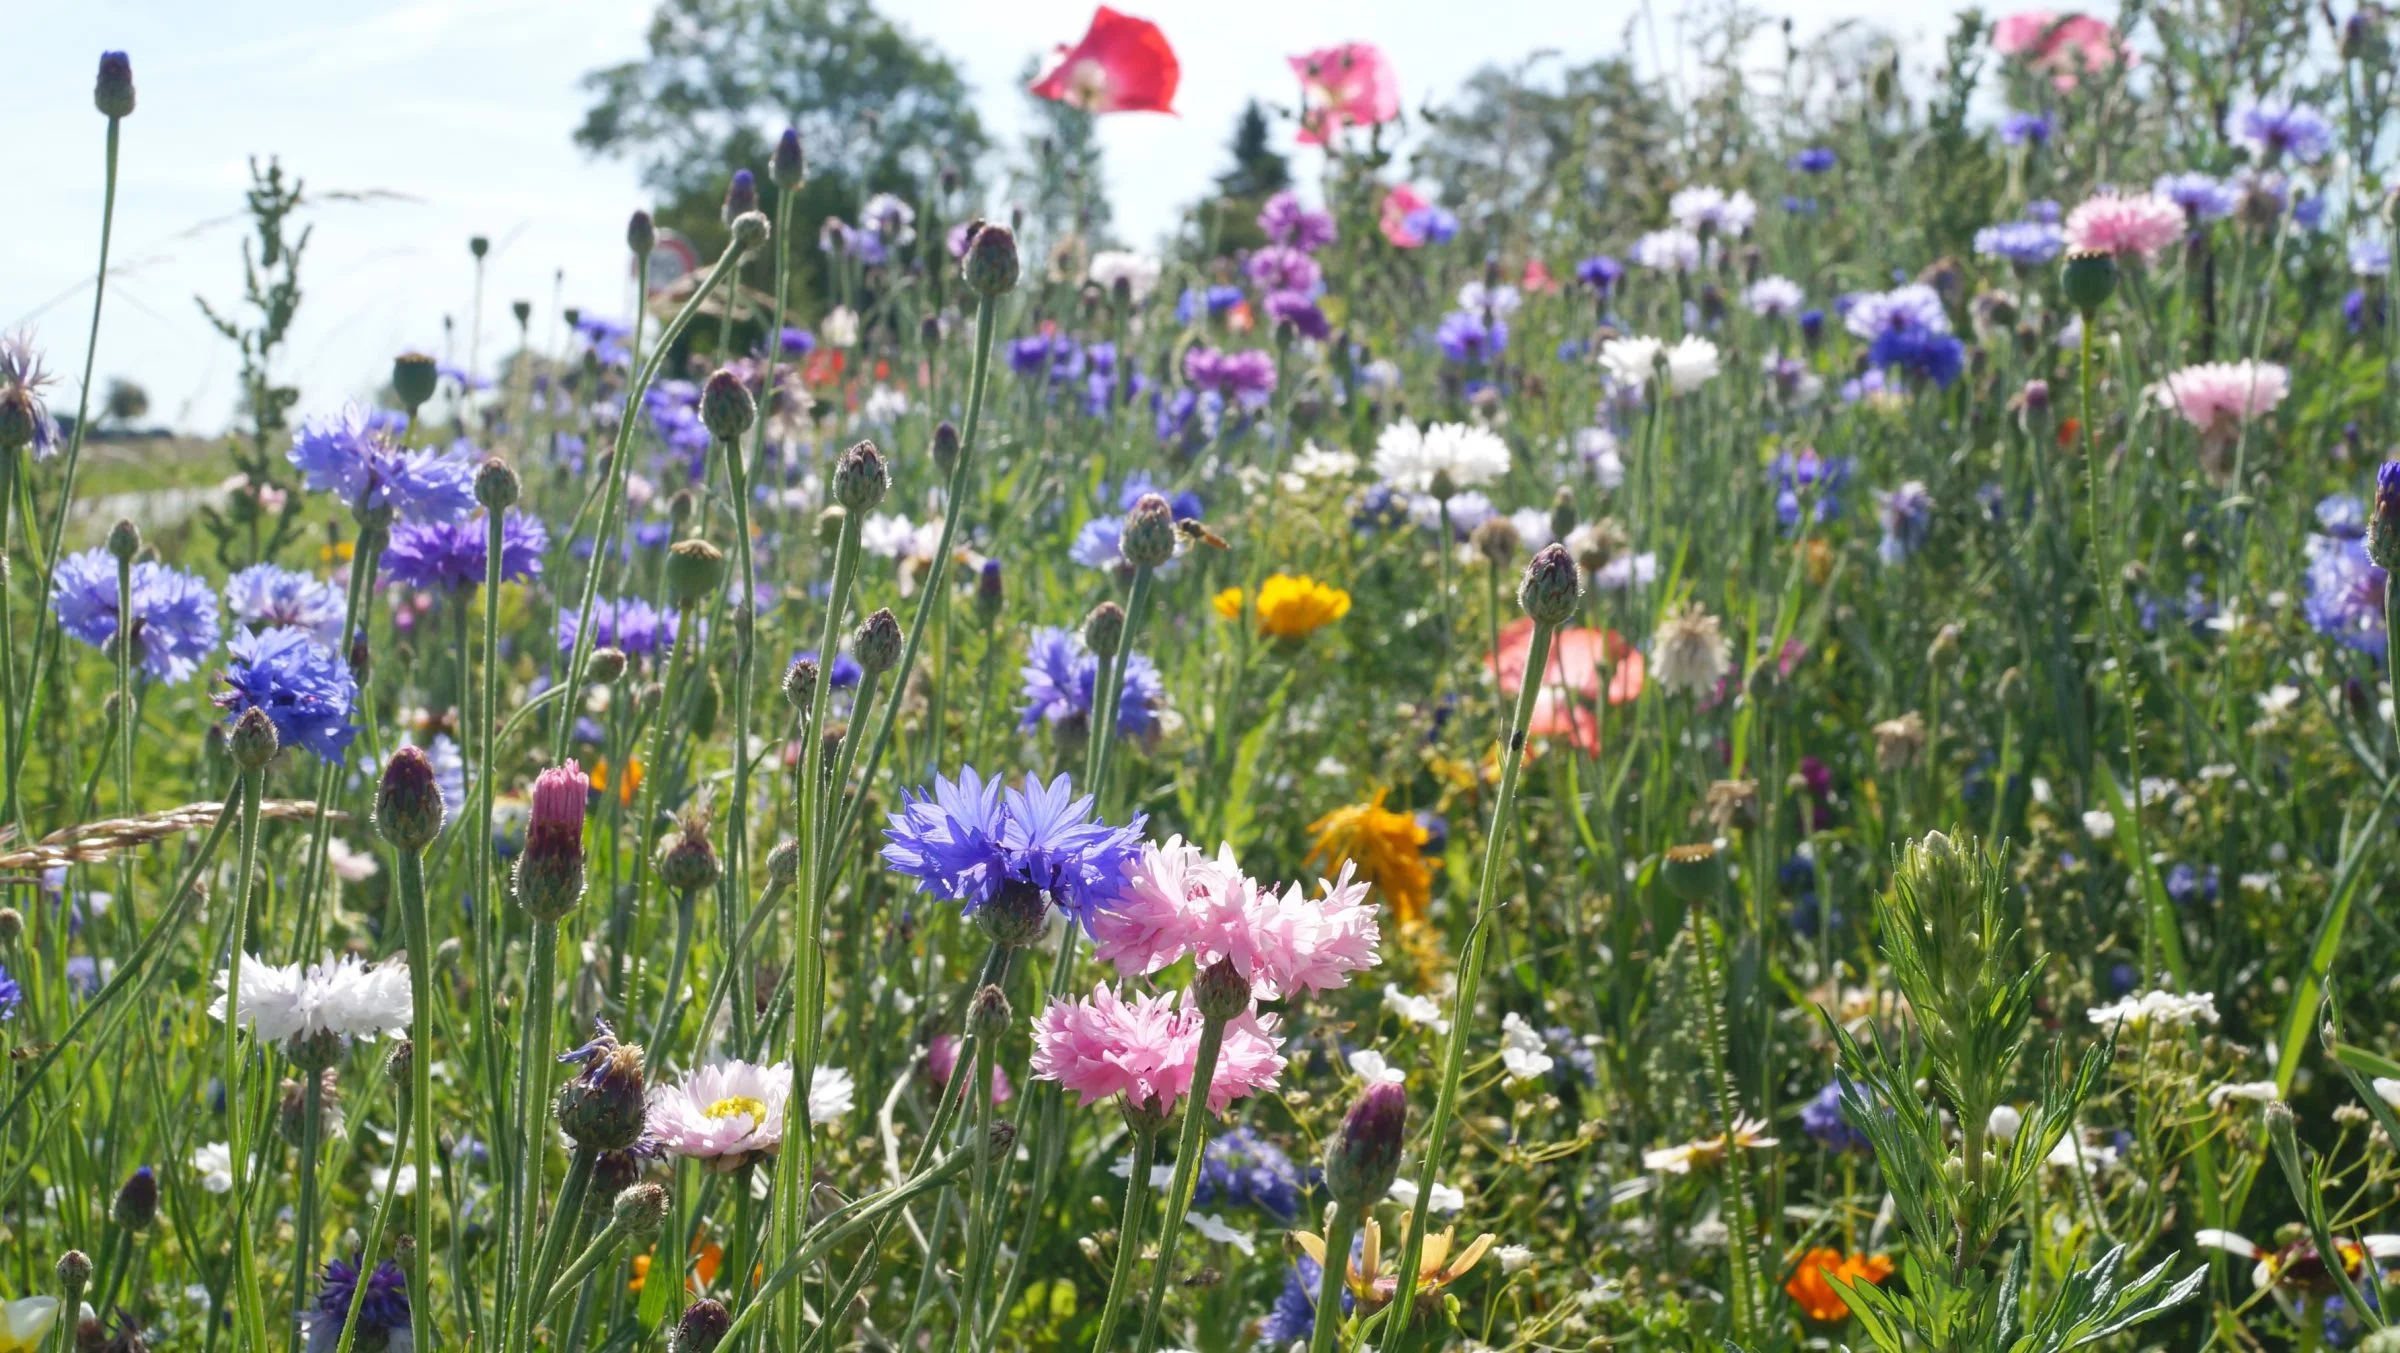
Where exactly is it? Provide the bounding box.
[288,406,477,522]
[1183,347,1276,406]
[1258,191,1336,252]
[1973,220,2067,266]
[2317,493,2366,539]
[1788,146,1837,173]
[2235,99,2335,164]
[0,331,61,459]
[218,626,359,761]
[1434,310,1506,364]
[1875,481,1938,563]
[556,596,679,660]
[1800,1080,1873,1154]
[305,1256,409,1353]
[1868,327,1967,388]
[2000,112,2053,147]
[1191,1128,1305,1221]
[1259,1259,1322,1345]
[1263,290,1331,340]
[2154,172,2239,221]
[1018,625,1164,738]
[1007,335,1079,379]
[1246,245,1322,294]
[50,548,219,684]
[2305,532,2386,654]
[1575,255,1623,294]
[1176,286,1247,325]
[224,564,346,650]
[1768,448,1852,528]
[880,766,1148,933]
[381,510,548,592]
[1404,205,1460,244]
[0,964,18,1020]
[1843,284,1951,341]
[575,315,632,367]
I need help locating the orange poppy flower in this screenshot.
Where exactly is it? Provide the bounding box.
[1785,1247,1895,1322]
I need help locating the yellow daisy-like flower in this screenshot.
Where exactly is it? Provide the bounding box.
[1295,1212,1497,1314]
[1307,790,1433,928]
[1212,586,1245,621]
[1254,573,1351,639]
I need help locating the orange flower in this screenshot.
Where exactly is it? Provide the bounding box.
[629,1241,723,1295]
[1784,1247,1895,1322]
[589,758,644,805]
[1307,790,1433,928]
[1212,586,1245,620]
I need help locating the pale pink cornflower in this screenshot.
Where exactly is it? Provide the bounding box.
[1991,10,2135,90]
[2155,360,2289,440]
[1090,838,1381,998]
[2063,193,2186,261]
[927,1032,1013,1105]
[1031,983,1286,1116]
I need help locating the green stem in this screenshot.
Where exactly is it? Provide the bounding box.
[394,847,438,1351]
[1306,1202,1360,1353]
[224,770,270,1353]
[1132,1016,1227,1353]
[1088,1124,1158,1353]
[506,922,559,1349]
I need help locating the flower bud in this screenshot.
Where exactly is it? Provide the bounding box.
[1659,841,1723,903]
[469,235,490,260]
[285,1027,345,1073]
[729,210,771,253]
[931,420,961,478]
[588,647,628,685]
[974,878,1050,948]
[106,519,141,564]
[816,505,847,546]
[1517,544,1582,625]
[783,657,819,710]
[0,909,23,946]
[512,299,532,326]
[670,1299,731,1353]
[654,805,720,894]
[855,608,902,675]
[765,838,800,888]
[1082,601,1125,659]
[687,668,722,741]
[1471,516,1521,568]
[833,441,890,512]
[112,1166,158,1232]
[94,52,135,119]
[1548,486,1578,543]
[392,352,439,411]
[1988,1103,2023,1143]
[230,707,280,772]
[974,559,1004,625]
[2369,461,2400,572]
[700,369,756,443]
[969,984,1013,1041]
[961,222,1021,296]
[770,128,806,191]
[612,1181,671,1234]
[2060,248,2118,316]
[665,539,728,610]
[668,490,697,530]
[1324,1080,1408,1208]
[516,761,590,923]
[1119,494,1176,569]
[637,681,664,717]
[374,745,445,853]
[472,455,521,512]
[721,170,758,225]
[56,1250,91,1296]
[1192,956,1253,1021]
[385,1039,413,1086]
[278,1071,339,1148]
[589,1149,643,1217]
[628,211,657,257]
[555,1021,649,1152]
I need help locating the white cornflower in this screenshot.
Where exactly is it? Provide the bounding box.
[1383,983,1450,1033]
[1284,443,1360,492]
[821,306,860,348]
[1662,336,1722,392]
[1630,227,1703,272]
[1653,601,1731,697]
[1457,281,1523,317]
[1600,336,1719,394]
[1088,250,1162,302]
[860,385,909,424]
[1347,1049,1406,1084]
[1744,276,1805,318]
[1599,336,1664,389]
[1594,551,1658,592]
[210,952,412,1046]
[191,1141,234,1195]
[1668,186,1758,236]
[2086,989,2219,1031]
[1372,421,1512,493]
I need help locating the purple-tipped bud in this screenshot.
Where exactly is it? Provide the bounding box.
[392,352,439,411]
[722,170,759,225]
[670,1299,731,1353]
[1082,601,1125,658]
[855,608,902,675]
[555,1021,649,1152]
[700,369,756,442]
[974,878,1049,948]
[770,128,806,191]
[962,222,1021,296]
[1324,1080,1408,1208]
[588,1150,643,1217]
[2369,461,2400,571]
[474,455,520,510]
[515,761,590,922]
[374,745,445,854]
[628,211,657,257]
[94,53,135,119]
[728,210,771,252]
[229,707,279,772]
[1119,493,1176,569]
[974,558,1004,624]
[931,420,961,478]
[1192,956,1254,1021]
[111,1167,158,1232]
[833,440,890,512]
[1518,543,1582,625]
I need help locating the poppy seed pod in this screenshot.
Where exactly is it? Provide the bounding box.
[1659,841,1724,903]
[729,210,771,252]
[374,745,445,854]
[1119,494,1177,569]
[554,1022,649,1152]
[770,128,806,191]
[1517,544,1582,625]
[1324,1080,1408,1208]
[962,222,1021,296]
[664,540,728,610]
[700,369,756,443]
[474,455,520,511]
[229,707,280,772]
[833,441,890,512]
[94,52,135,119]
[855,608,902,675]
[392,352,439,411]
[516,761,590,923]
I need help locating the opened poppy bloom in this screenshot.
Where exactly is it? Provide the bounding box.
[1785,1247,1896,1322]
[1030,6,1179,114]
[1290,42,1401,145]
[1487,617,1644,706]
[1990,10,2136,89]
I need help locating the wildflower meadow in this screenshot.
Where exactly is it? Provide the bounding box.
[5,3,2400,1349]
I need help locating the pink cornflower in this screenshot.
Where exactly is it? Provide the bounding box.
[1290,42,1400,146]
[1381,184,1432,249]
[927,1032,1013,1105]
[1991,10,2135,90]
[1090,839,1380,998]
[1031,984,1286,1116]
[2156,360,2289,439]
[2063,193,2186,261]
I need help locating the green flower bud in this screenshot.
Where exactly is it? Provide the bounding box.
[587,647,628,685]
[833,440,890,512]
[729,210,771,253]
[783,657,818,711]
[961,222,1021,296]
[1119,493,1176,569]
[855,608,902,675]
[374,745,446,854]
[1191,956,1253,1021]
[974,878,1050,949]
[392,352,440,411]
[555,1022,648,1152]
[931,420,961,478]
[2061,248,2118,316]
[670,1300,731,1353]
[1324,1080,1408,1209]
[474,456,520,511]
[230,707,280,772]
[701,369,756,442]
[613,1181,671,1235]
[112,1167,158,1232]
[105,519,141,564]
[771,128,806,192]
[1082,601,1124,659]
[94,53,135,119]
[628,211,657,257]
[665,539,727,610]
[1518,544,1582,625]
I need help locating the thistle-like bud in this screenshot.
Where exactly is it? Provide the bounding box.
[277,1071,339,1148]
[516,761,590,923]
[2368,461,2400,571]
[961,222,1021,296]
[392,352,440,411]
[469,235,490,260]
[671,1299,731,1353]
[665,540,727,610]
[654,803,720,894]
[474,456,520,511]
[931,420,961,478]
[1471,516,1521,568]
[588,647,628,685]
[229,707,280,772]
[783,657,819,710]
[1549,486,1578,543]
[974,878,1050,949]
[1324,1080,1408,1208]
[833,441,890,512]
[385,1039,413,1086]
[555,1021,649,1152]
[721,170,758,225]
[628,211,658,258]
[94,52,135,119]
[969,984,1013,1041]
[374,745,445,854]
[770,128,806,191]
[1659,841,1723,903]
[974,559,1004,625]
[112,1166,158,1232]
[855,608,902,675]
[106,519,140,564]
[56,1250,91,1297]
[637,681,665,717]
[285,1027,345,1073]
[765,838,800,888]
[0,909,22,945]
[613,1181,671,1235]
[1517,544,1582,625]
[700,369,756,443]
[1082,601,1125,659]
[2060,248,2118,316]
[919,313,943,349]
[1119,494,1176,569]
[729,210,771,253]
[1192,957,1253,1021]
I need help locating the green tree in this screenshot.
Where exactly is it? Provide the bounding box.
[1009,54,1112,285]
[1183,101,1291,257]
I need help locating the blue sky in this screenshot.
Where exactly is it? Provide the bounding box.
[9,0,1944,434]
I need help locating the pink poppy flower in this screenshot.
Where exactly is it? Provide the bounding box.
[1031,983,1286,1116]
[926,1032,1013,1105]
[1487,617,1644,706]
[1381,184,1431,249]
[1991,10,2135,90]
[2155,360,2289,439]
[1291,42,1401,146]
[2064,193,2186,260]
[1030,6,1180,114]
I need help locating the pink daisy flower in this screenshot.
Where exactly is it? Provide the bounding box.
[2155,360,2289,439]
[2063,193,2186,260]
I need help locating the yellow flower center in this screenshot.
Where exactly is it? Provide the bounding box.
[703,1095,767,1122]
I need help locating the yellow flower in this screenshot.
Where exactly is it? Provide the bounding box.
[1307,790,1433,928]
[321,539,357,567]
[1212,586,1245,620]
[1254,573,1351,639]
[1295,1212,1497,1315]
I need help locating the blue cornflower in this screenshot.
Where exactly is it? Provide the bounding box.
[1575,255,1623,294]
[1973,220,2066,266]
[288,406,477,521]
[2000,111,2052,147]
[645,381,712,456]
[225,564,347,650]
[0,331,62,460]
[1545,1025,1599,1084]
[0,963,19,1020]
[795,649,863,690]
[777,326,817,356]
[576,315,632,367]
[1843,284,1951,341]
[1404,206,1460,244]
[2155,172,2238,221]
[1070,518,1128,571]
[218,625,360,761]
[2296,193,2330,231]
[1006,335,1079,379]
[1768,448,1851,529]
[1018,626,1163,737]
[1259,1258,1322,1345]
[1868,327,1966,388]
[1788,146,1837,173]
[2318,494,2366,539]
[1435,310,1506,363]
[1875,481,1938,563]
[305,1256,409,1353]
[556,596,679,659]
[2164,862,2220,906]
[1191,1128,1306,1222]
[381,510,548,592]
[1801,1079,1874,1154]
[1114,473,1203,524]
[1783,194,1819,215]
[2025,198,2063,224]
[1415,809,1448,855]
[2235,99,2335,164]
[50,548,220,684]
[1352,484,1408,532]
[1175,286,1247,325]
[2355,238,2394,277]
[2304,531,2385,654]
[880,767,1146,932]
[1798,308,1826,345]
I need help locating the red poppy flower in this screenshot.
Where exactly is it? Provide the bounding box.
[1030,7,1179,115]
